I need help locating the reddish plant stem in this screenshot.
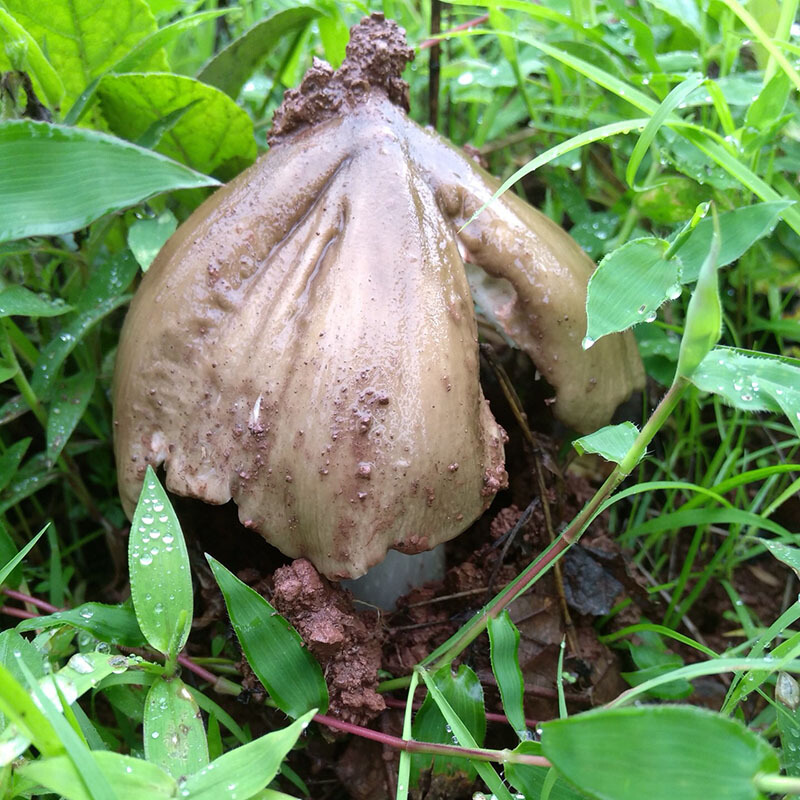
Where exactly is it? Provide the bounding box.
[383,696,540,729]
[0,605,36,619]
[177,654,218,684]
[313,712,551,767]
[419,14,489,49]
[3,588,60,613]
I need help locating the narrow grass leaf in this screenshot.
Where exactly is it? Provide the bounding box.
[487,612,527,737]
[412,664,487,782]
[206,555,328,718]
[2,0,163,104]
[505,742,587,800]
[197,7,321,99]
[0,438,30,494]
[690,347,800,436]
[416,668,512,800]
[541,705,779,800]
[98,73,256,176]
[776,673,800,775]
[16,602,146,647]
[676,201,793,283]
[46,372,95,465]
[144,676,208,779]
[573,422,640,465]
[0,525,45,586]
[16,751,176,800]
[128,210,177,271]
[585,238,679,343]
[746,71,791,131]
[0,661,62,763]
[626,74,704,190]
[676,207,721,379]
[0,8,64,107]
[179,711,315,800]
[129,466,192,657]
[136,102,201,150]
[0,286,72,318]
[762,541,800,580]
[0,121,218,244]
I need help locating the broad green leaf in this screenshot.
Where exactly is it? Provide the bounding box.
[129,467,192,658]
[0,438,30,494]
[676,207,721,379]
[128,210,177,271]
[0,458,58,516]
[3,0,164,105]
[15,602,146,647]
[0,8,64,107]
[0,121,219,244]
[648,0,702,35]
[46,372,96,465]
[585,238,680,344]
[16,751,176,800]
[180,711,314,800]
[541,705,779,800]
[573,422,640,465]
[746,70,792,132]
[0,361,17,383]
[690,347,800,436]
[197,7,321,99]
[776,672,800,776]
[0,286,72,318]
[411,664,486,783]
[98,73,256,175]
[620,634,693,700]
[207,555,328,718]
[487,612,527,737]
[634,175,712,224]
[504,742,587,800]
[31,251,138,398]
[676,201,793,283]
[144,676,208,779]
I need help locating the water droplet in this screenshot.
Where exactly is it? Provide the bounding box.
[95,642,110,654]
[581,336,595,350]
[79,608,94,620]
[154,603,164,614]
[153,503,164,512]
[150,530,161,539]
[139,555,153,566]
[158,515,168,523]
[109,655,128,673]
[162,535,174,544]
[741,394,753,402]
[151,731,159,739]
[141,515,154,525]
[666,283,682,300]
[637,304,647,314]
[645,311,657,323]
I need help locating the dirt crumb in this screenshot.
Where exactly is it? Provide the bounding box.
[269,13,414,144]
[272,558,386,725]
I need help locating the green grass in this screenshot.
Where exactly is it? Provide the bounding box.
[1,0,800,798]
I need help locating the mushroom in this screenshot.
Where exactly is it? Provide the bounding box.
[113,14,644,582]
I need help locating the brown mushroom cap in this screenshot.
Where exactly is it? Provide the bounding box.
[113,14,643,579]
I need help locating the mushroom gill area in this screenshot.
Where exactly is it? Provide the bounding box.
[113,14,644,580]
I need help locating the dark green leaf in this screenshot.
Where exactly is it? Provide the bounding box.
[98,73,256,175]
[46,372,96,465]
[0,526,45,588]
[144,676,208,779]
[180,711,315,800]
[745,72,791,132]
[207,555,328,718]
[0,286,72,318]
[197,7,321,99]
[129,467,193,658]
[16,603,146,647]
[541,705,779,800]
[0,121,219,244]
[0,438,30,494]
[488,612,527,737]
[411,664,486,783]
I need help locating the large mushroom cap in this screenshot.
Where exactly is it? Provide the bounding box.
[113,14,643,579]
